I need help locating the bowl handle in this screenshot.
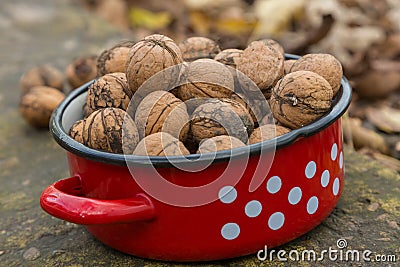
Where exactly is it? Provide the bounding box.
[40,176,156,225]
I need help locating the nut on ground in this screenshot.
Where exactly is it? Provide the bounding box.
[19,86,65,128]
[20,65,64,95]
[66,55,98,89]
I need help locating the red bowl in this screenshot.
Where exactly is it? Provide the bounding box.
[40,55,352,261]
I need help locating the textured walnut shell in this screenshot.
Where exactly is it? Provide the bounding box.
[126,34,183,94]
[284,59,296,75]
[290,53,343,95]
[97,40,135,76]
[133,132,190,156]
[259,39,285,56]
[19,86,65,128]
[135,90,189,141]
[270,71,333,129]
[80,107,139,154]
[197,135,245,154]
[190,98,254,143]
[66,55,98,89]
[229,93,269,124]
[86,72,131,116]
[20,65,64,95]
[178,59,234,102]
[69,119,84,144]
[237,40,284,98]
[214,49,243,68]
[179,37,221,62]
[249,124,291,144]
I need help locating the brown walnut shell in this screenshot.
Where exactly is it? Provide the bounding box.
[20,65,64,95]
[79,107,139,154]
[178,59,234,102]
[214,49,243,68]
[190,98,254,143]
[86,72,131,116]
[249,124,291,144]
[197,135,245,154]
[259,39,285,56]
[236,40,284,98]
[69,119,84,144]
[125,34,183,94]
[97,40,135,76]
[178,36,221,62]
[290,53,343,95]
[133,132,190,156]
[19,86,65,128]
[66,55,98,89]
[270,71,333,129]
[134,90,189,141]
[284,59,296,75]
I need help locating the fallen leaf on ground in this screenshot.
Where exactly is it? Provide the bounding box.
[366,107,400,133]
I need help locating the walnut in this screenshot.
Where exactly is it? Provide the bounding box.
[249,124,291,144]
[134,90,189,141]
[178,36,221,62]
[214,49,243,68]
[259,39,285,56]
[66,55,98,89]
[19,86,65,128]
[85,72,131,116]
[69,119,84,143]
[126,34,183,94]
[290,53,343,95]
[20,65,64,95]
[78,107,139,154]
[229,92,269,124]
[178,59,234,103]
[236,40,284,98]
[284,59,296,75]
[270,71,333,129]
[190,98,254,143]
[197,135,245,154]
[97,40,135,76]
[133,132,190,156]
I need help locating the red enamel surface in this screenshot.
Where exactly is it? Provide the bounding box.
[40,120,344,261]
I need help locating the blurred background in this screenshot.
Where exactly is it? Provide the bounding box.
[76,0,400,171]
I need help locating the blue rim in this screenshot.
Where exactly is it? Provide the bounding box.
[50,54,352,167]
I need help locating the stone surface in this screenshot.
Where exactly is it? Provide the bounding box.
[0,0,399,266]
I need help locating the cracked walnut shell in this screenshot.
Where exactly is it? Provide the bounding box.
[78,107,139,154]
[179,36,221,62]
[270,71,333,129]
[135,90,189,141]
[214,49,243,68]
[197,135,245,154]
[97,40,135,76]
[19,86,65,128]
[237,40,284,98]
[133,132,190,156]
[290,53,343,95]
[125,34,183,94]
[190,98,254,143]
[86,72,131,116]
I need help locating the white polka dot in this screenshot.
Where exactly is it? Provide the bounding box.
[339,151,343,169]
[333,178,340,196]
[288,187,302,205]
[245,200,262,218]
[321,170,330,188]
[331,143,338,161]
[305,161,316,179]
[221,223,240,240]
[307,196,319,215]
[268,212,285,230]
[266,176,282,194]
[219,186,237,204]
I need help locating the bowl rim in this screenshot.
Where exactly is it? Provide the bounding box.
[50,54,352,167]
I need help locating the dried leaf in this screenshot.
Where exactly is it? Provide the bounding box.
[352,69,400,99]
[366,107,400,133]
[360,148,400,172]
[129,7,172,30]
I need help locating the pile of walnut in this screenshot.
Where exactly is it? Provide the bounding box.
[22,34,343,156]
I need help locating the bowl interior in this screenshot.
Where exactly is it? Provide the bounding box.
[62,93,86,132]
